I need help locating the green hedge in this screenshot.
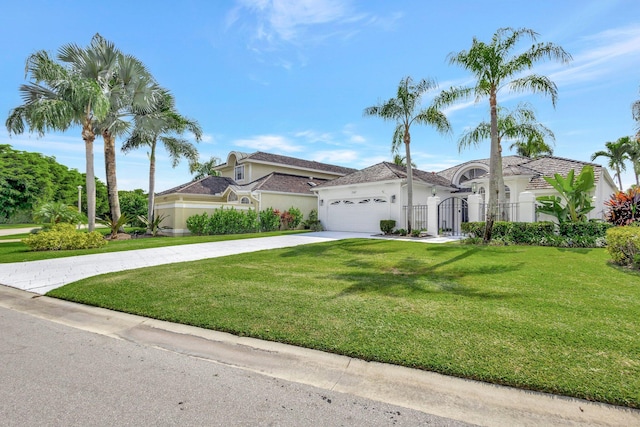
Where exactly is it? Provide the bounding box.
[186,208,259,235]
[461,221,608,248]
[606,226,640,268]
[380,220,396,235]
[22,223,107,251]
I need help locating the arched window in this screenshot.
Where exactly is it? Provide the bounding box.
[240,197,250,204]
[458,167,487,185]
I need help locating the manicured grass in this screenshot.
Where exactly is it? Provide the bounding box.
[0,230,307,263]
[48,240,640,408]
[0,223,37,229]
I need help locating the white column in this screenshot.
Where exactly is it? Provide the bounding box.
[518,191,536,223]
[467,194,482,222]
[427,196,440,236]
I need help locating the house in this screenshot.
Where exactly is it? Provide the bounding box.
[154,151,356,235]
[313,155,617,234]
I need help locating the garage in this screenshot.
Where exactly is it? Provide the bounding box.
[324,197,390,233]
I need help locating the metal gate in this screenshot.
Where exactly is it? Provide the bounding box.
[438,197,468,236]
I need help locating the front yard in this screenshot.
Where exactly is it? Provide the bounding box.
[47,239,640,408]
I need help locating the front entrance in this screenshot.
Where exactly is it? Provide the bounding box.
[437,197,468,236]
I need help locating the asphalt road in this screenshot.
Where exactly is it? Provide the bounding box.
[0,306,474,426]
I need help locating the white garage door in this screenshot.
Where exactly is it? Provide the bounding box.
[325,197,390,233]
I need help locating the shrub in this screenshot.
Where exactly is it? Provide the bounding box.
[606,226,640,268]
[186,209,259,235]
[303,209,323,231]
[186,212,209,235]
[285,207,303,229]
[34,201,82,225]
[380,220,396,235]
[22,223,107,251]
[259,208,281,232]
[605,187,640,226]
[397,228,407,236]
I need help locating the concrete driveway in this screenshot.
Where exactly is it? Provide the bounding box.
[0,231,373,294]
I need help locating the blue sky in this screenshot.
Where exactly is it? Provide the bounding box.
[1,0,639,191]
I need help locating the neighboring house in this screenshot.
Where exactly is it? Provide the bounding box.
[313,155,617,234]
[154,151,356,235]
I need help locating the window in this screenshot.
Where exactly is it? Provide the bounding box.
[358,199,371,204]
[458,167,487,185]
[373,198,387,204]
[234,165,245,181]
[240,197,250,204]
[343,200,354,204]
[228,192,238,202]
[330,200,341,205]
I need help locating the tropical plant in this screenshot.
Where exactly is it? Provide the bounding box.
[633,88,640,139]
[6,50,110,231]
[591,137,631,191]
[118,189,148,228]
[137,213,170,237]
[22,223,106,251]
[33,201,82,225]
[604,187,640,226]
[442,27,571,242]
[536,165,596,223]
[190,156,221,180]
[364,76,451,232]
[99,213,130,239]
[122,88,202,230]
[58,34,158,228]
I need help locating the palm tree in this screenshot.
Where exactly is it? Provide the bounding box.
[122,89,202,228]
[364,76,451,232]
[190,156,221,180]
[592,137,631,190]
[633,90,640,139]
[59,34,157,227]
[458,104,555,159]
[6,50,110,231]
[625,137,640,186]
[509,134,554,158]
[442,27,571,242]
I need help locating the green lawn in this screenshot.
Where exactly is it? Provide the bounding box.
[0,230,307,263]
[0,223,37,230]
[48,239,640,408]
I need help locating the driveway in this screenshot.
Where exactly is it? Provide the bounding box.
[0,232,373,294]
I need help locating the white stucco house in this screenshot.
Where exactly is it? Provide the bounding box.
[312,155,617,235]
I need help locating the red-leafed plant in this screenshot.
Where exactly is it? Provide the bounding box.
[604,187,640,226]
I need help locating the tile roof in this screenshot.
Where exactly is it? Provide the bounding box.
[238,173,329,194]
[157,176,236,196]
[218,151,357,176]
[315,162,455,189]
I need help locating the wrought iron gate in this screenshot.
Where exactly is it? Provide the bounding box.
[437,197,468,236]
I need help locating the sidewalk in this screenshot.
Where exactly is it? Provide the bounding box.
[1,285,637,427]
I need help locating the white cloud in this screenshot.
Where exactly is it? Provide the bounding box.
[200,133,215,143]
[312,149,359,164]
[233,134,304,152]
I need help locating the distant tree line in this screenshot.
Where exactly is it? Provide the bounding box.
[0,144,149,224]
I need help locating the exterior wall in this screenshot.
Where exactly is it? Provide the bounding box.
[315,181,403,232]
[259,192,318,220]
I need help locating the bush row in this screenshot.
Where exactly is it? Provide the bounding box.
[185,207,305,236]
[22,223,107,251]
[461,221,611,248]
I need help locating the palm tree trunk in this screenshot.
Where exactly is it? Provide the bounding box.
[82,123,96,232]
[404,128,413,233]
[484,87,499,243]
[616,166,623,191]
[147,142,156,232]
[103,130,122,232]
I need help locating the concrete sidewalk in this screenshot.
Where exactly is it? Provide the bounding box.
[1,285,637,426]
[0,232,373,294]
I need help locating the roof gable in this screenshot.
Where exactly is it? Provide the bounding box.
[158,176,235,196]
[215,151,356,176]
[316,162,455,189]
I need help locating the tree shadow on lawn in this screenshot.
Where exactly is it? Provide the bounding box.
[277,239,402,258]
[333,246,522,299]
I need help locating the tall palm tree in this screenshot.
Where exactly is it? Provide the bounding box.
[122,89,202,227]
[625,137,640,186]
[509,134,554,158]
[6,50,110,231]
[442,27,571,242]
[190,156,221,180]
[59,34,157,227]
[364,76,451,232]
[592,137,631,190]
[458,104,555,159]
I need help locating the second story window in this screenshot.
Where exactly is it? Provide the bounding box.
[235,165,245,181]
